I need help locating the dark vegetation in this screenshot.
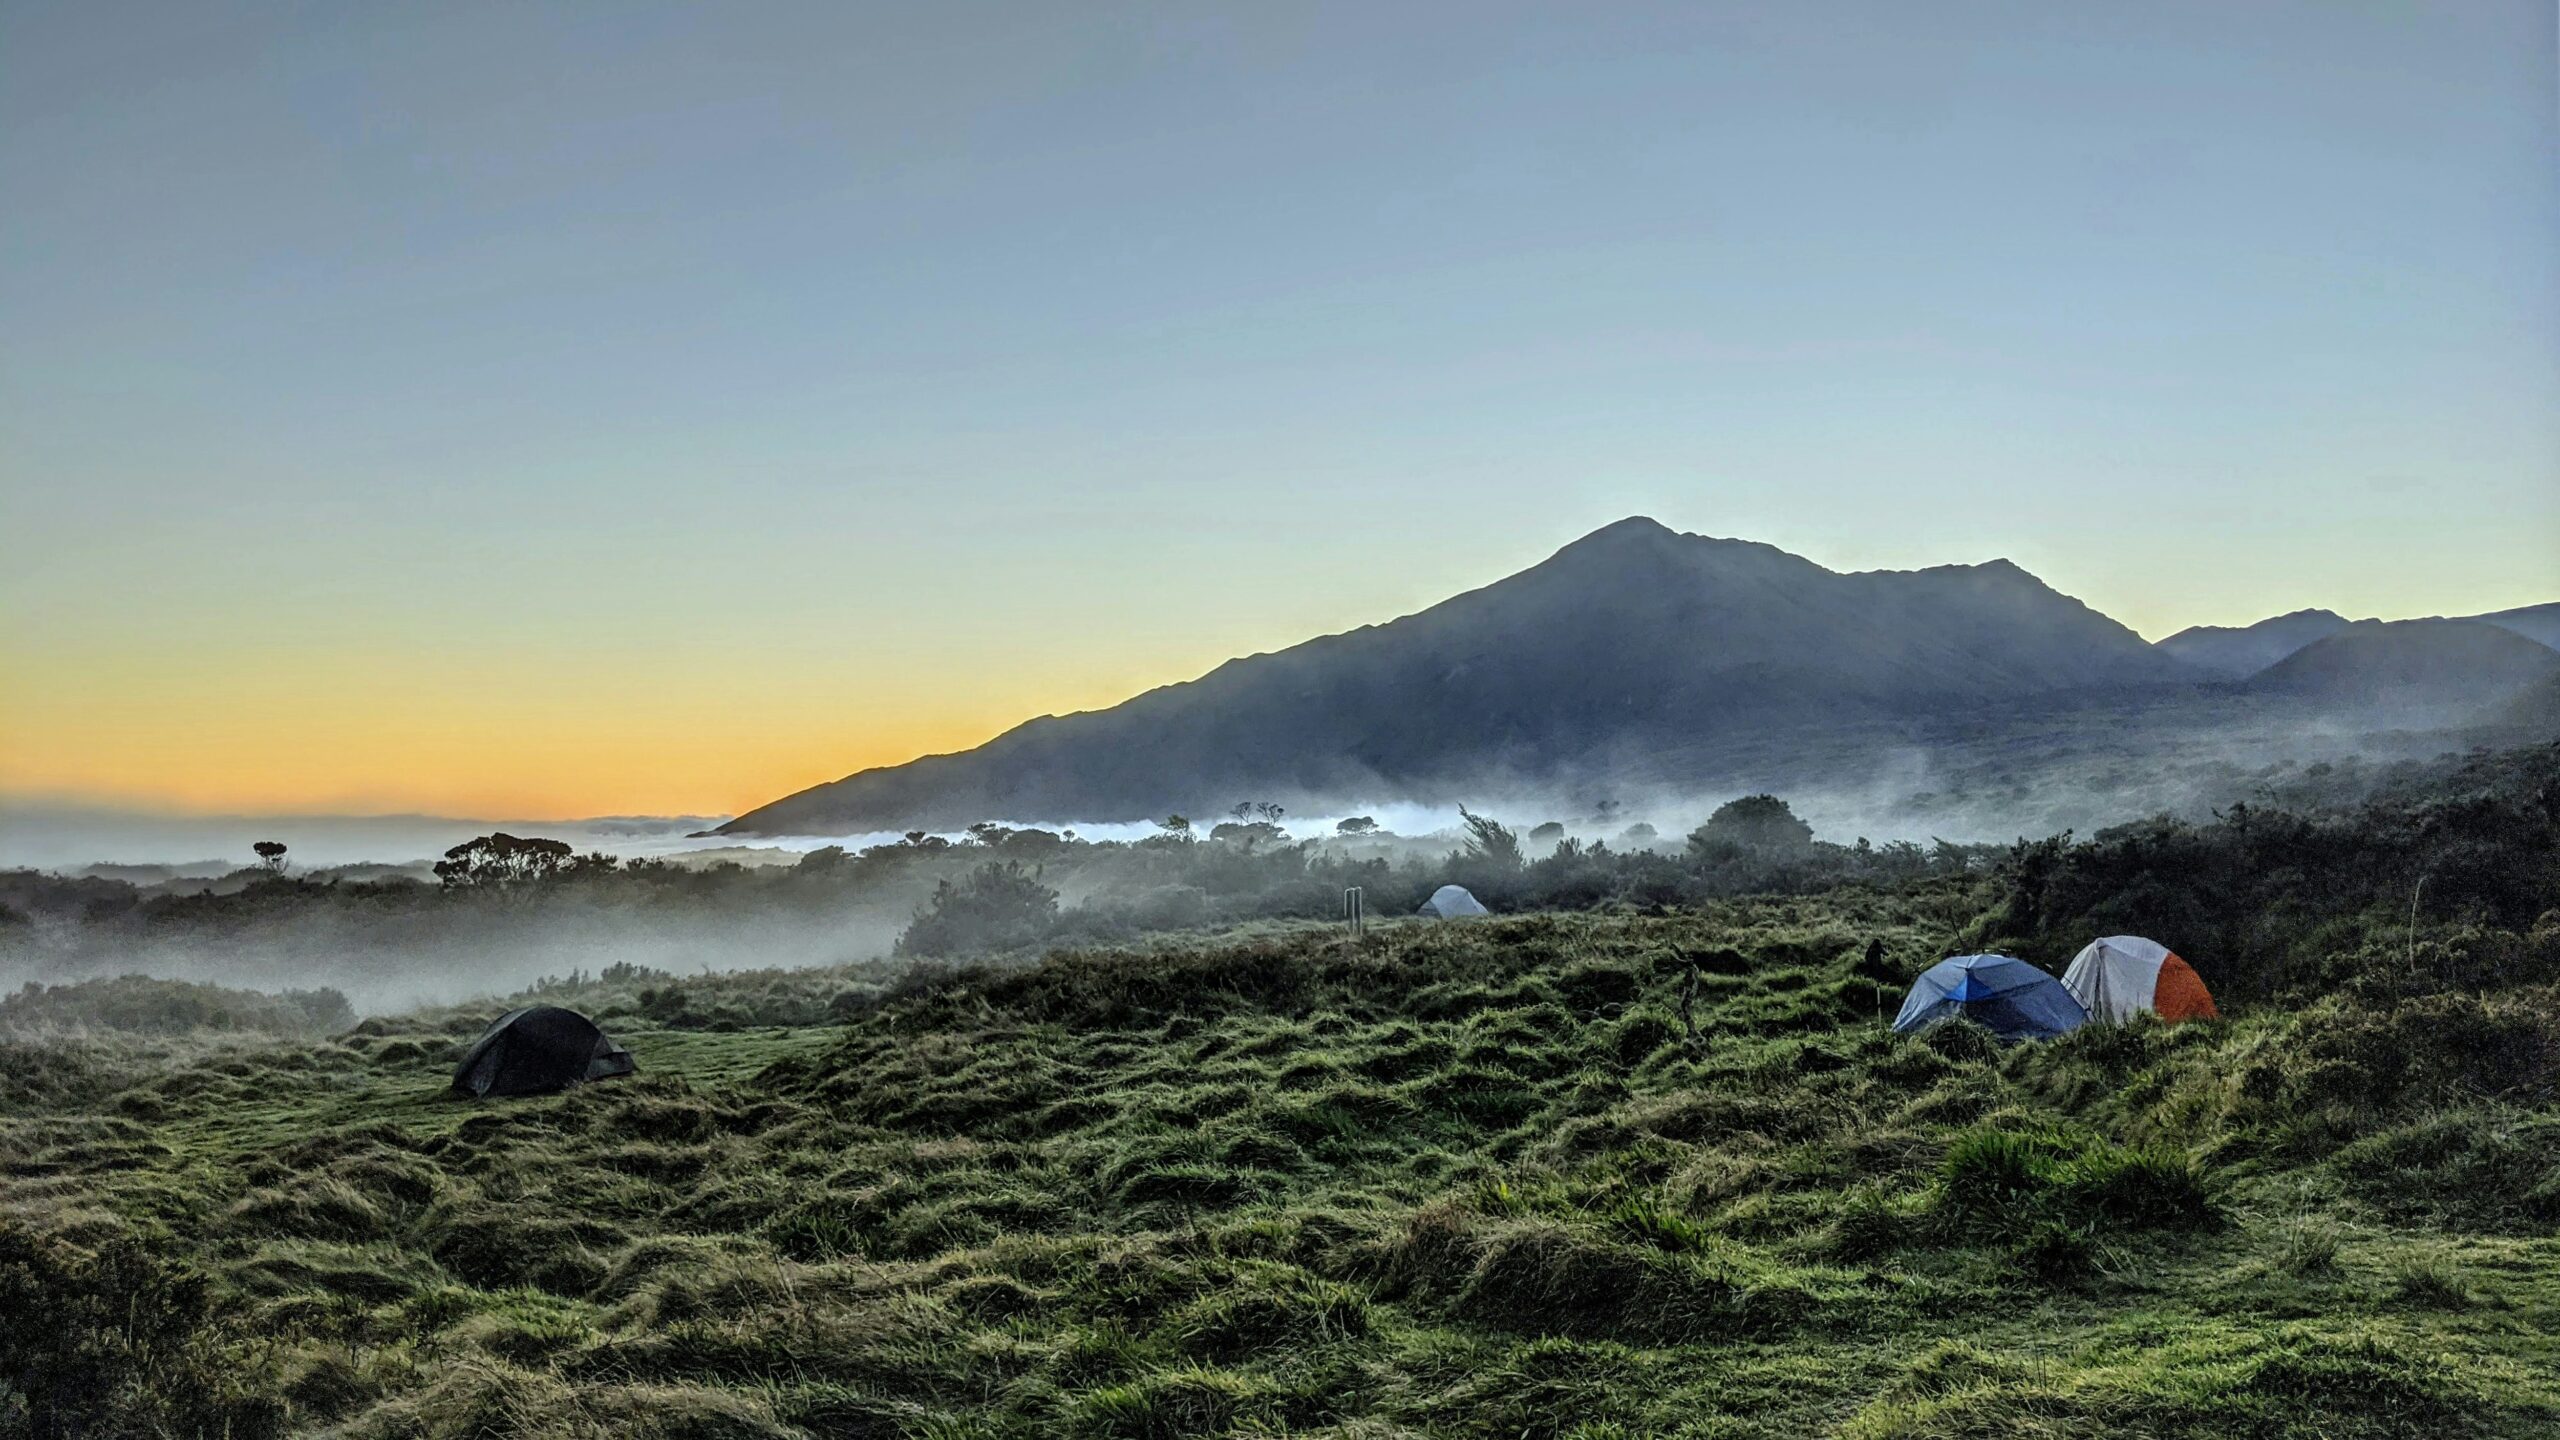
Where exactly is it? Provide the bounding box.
[0,744,2555,1435]
[1,975,354,1038]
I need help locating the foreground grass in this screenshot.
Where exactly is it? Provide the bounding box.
[6,900,2558,1438]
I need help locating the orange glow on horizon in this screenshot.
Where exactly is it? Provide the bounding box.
[0,642,1203,820]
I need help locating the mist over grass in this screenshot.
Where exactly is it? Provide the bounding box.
[0,737,2543,1018]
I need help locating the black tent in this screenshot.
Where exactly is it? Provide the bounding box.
[450,1005,636,1099]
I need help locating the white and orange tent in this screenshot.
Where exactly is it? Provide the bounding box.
[2061,936,2219,1024]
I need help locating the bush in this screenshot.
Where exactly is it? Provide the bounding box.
[896,863,1062,957]
[0,1221,286,1439]
[1689,795,1815,854]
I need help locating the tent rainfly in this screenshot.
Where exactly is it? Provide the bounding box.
[1892,954,2087,1042]
[2061,936,2219,1024]
[1417,884,1490,919]
[450,1006,636,1099]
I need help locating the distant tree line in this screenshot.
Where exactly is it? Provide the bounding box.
[6,745,2551,1003]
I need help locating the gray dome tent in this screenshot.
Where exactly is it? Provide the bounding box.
[1418,884,1490,919]
[450,1005,636,1099]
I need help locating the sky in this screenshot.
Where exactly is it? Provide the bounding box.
[3,1,2555,820]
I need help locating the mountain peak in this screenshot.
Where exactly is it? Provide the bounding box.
[1547,516,1806,575]
[721,523,2194,834]
[1588,515,1676,540]
[2156,608,2356,680]
[1555,516,1684,556]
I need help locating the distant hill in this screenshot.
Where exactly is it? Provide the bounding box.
[2471,601,2560,653]
[2246,618,2560,714]
[2155,609,2349,679]
[722,518,2191,834]
[2158,602,2560,682]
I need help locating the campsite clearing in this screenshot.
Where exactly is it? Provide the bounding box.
[7,904,2558,1438]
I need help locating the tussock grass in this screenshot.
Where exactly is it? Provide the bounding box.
[5,893,2558,1436]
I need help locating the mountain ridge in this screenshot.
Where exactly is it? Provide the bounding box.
[724,520,2194,834]
[721,520,2557,836]
[2156,609,2352,679]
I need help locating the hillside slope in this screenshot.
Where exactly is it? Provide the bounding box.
[724,518,2189,834]
[2155,608,2350,679]
[2473,600,2560,652]
[2247,618,2560,714]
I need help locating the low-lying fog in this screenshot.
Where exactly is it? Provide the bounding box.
[0,719,2469,1017]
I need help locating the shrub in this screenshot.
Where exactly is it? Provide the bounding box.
[1689,795,1815,854]
[897,863,1061,957]
[0,1220,286,1439]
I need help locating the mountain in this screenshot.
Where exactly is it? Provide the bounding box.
[2470,601,2560,653]
[2245,618,2560,714]
[2156,601,2560,682]
[721,518,2193,835]
[2155,609,2350,679]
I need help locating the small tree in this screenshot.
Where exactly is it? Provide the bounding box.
[434,833,578,890]
[1209,820,1288,852]
[1159,815,1193,838]
[1335,816,1379,836]
[1690,795,1814,854]
[252,841,288,875]
[1458,807,1523,870]
[796,845,849,871]
[1254,802,1286,826]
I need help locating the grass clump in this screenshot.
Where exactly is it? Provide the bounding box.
[2385,1253,2476,1311]
[1937,1125,2216,1241]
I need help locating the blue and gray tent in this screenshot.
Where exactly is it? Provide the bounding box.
[1892,954,2088,1042]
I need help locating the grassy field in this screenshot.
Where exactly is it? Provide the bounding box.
[5,889,2558,1438]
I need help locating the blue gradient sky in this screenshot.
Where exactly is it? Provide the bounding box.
[3,1,2555,815]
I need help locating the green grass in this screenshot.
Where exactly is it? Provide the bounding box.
[5,901,2558,1438]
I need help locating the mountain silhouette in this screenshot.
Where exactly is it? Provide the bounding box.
[2156,609,2350,679]
[721,518,2200,834]
[2244,618,2560,712]
[2471,601,2560,652]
